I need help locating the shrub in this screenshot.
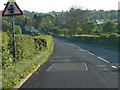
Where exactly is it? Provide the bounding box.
[100,33,109,39]
[64,33,118,48]
[2,32,54,69]
[2,32,13,69]
[15,34,35,60]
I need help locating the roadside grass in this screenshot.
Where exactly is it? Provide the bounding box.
[59,34,100,37]
[74,34,100,37]
[2,49,53,89]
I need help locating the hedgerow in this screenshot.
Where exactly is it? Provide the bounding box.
[15,34,36,60]
[2,32,54,89]
[2,32,13,69]
[56,33,118,48]
[2,32,53,69]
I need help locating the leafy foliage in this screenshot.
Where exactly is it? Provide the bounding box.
[2,20,22,34]
[83,21,97,34]
[2,32,53,69]
[103,21,117,33]
[2,32,54,89]
[2,32,13,69]
[15,34,35,60]
[62,33,118,48]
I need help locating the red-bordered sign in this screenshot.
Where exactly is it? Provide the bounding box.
[2,1,23,16]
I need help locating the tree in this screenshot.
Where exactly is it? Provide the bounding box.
[2,20,12,32]
[64,7,87,35]
[103,21,117,33]
[33,14,38,19]
[83,21,97,34]
[2,20,22,34]
[40,16,54,30]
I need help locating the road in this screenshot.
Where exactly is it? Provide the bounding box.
[20,38,119,88]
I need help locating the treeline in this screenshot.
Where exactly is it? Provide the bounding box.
[86,9,118,20]
[20,8,119,49]
[23,9,118,20]
[2,8,118,36]
[19,8,118,36]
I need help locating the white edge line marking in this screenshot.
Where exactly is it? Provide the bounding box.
[88,52,94,55]
[84,63,88,71]
[47,64,54,71]
[97,57,110,63]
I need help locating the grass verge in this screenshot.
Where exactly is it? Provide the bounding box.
[2,48,54,89]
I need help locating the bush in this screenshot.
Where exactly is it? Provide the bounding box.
[2,20,22,34]
[2,32,13,69]
[100,33,109,39]
[15,34,35,60]
[2,32,54,69]
[34,35,54,51]
[14,26,22,34]
[64,33,118,48]
[2,33,54,89]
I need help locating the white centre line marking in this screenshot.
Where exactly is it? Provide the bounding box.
[112,66,117,69]
[65,60,71,61]
[47,64,54,71]
[84,63,88,71]
[97,65,106,67]
[88,52,95,56]
[78,49,88,51]
[52,60,70,62]
[54,56,71,58]
[97,57,110,63]
[70,44,74,46]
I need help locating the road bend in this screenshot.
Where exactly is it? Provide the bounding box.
[20,38,118,88]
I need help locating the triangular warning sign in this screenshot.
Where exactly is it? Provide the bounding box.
[2,1,23,16]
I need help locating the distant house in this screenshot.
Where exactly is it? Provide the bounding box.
[25,26,38,33]
[93,19,104,25]
[113,20,118,24]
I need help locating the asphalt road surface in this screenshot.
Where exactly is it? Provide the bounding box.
[20,38,119,88]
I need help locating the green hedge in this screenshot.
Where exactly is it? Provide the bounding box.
[16,35,35,60]
[2,32,13,69]
[56,33,118,48]
[2,32,54,89]
[2,32,54,69]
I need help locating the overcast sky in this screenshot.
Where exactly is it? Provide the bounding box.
[0,0,119,13]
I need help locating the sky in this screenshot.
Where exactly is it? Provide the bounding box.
[0,0,120,13]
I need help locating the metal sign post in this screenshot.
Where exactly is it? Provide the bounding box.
[2,0,23,61]
[9,3,16,61]
[10,16,16,61]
